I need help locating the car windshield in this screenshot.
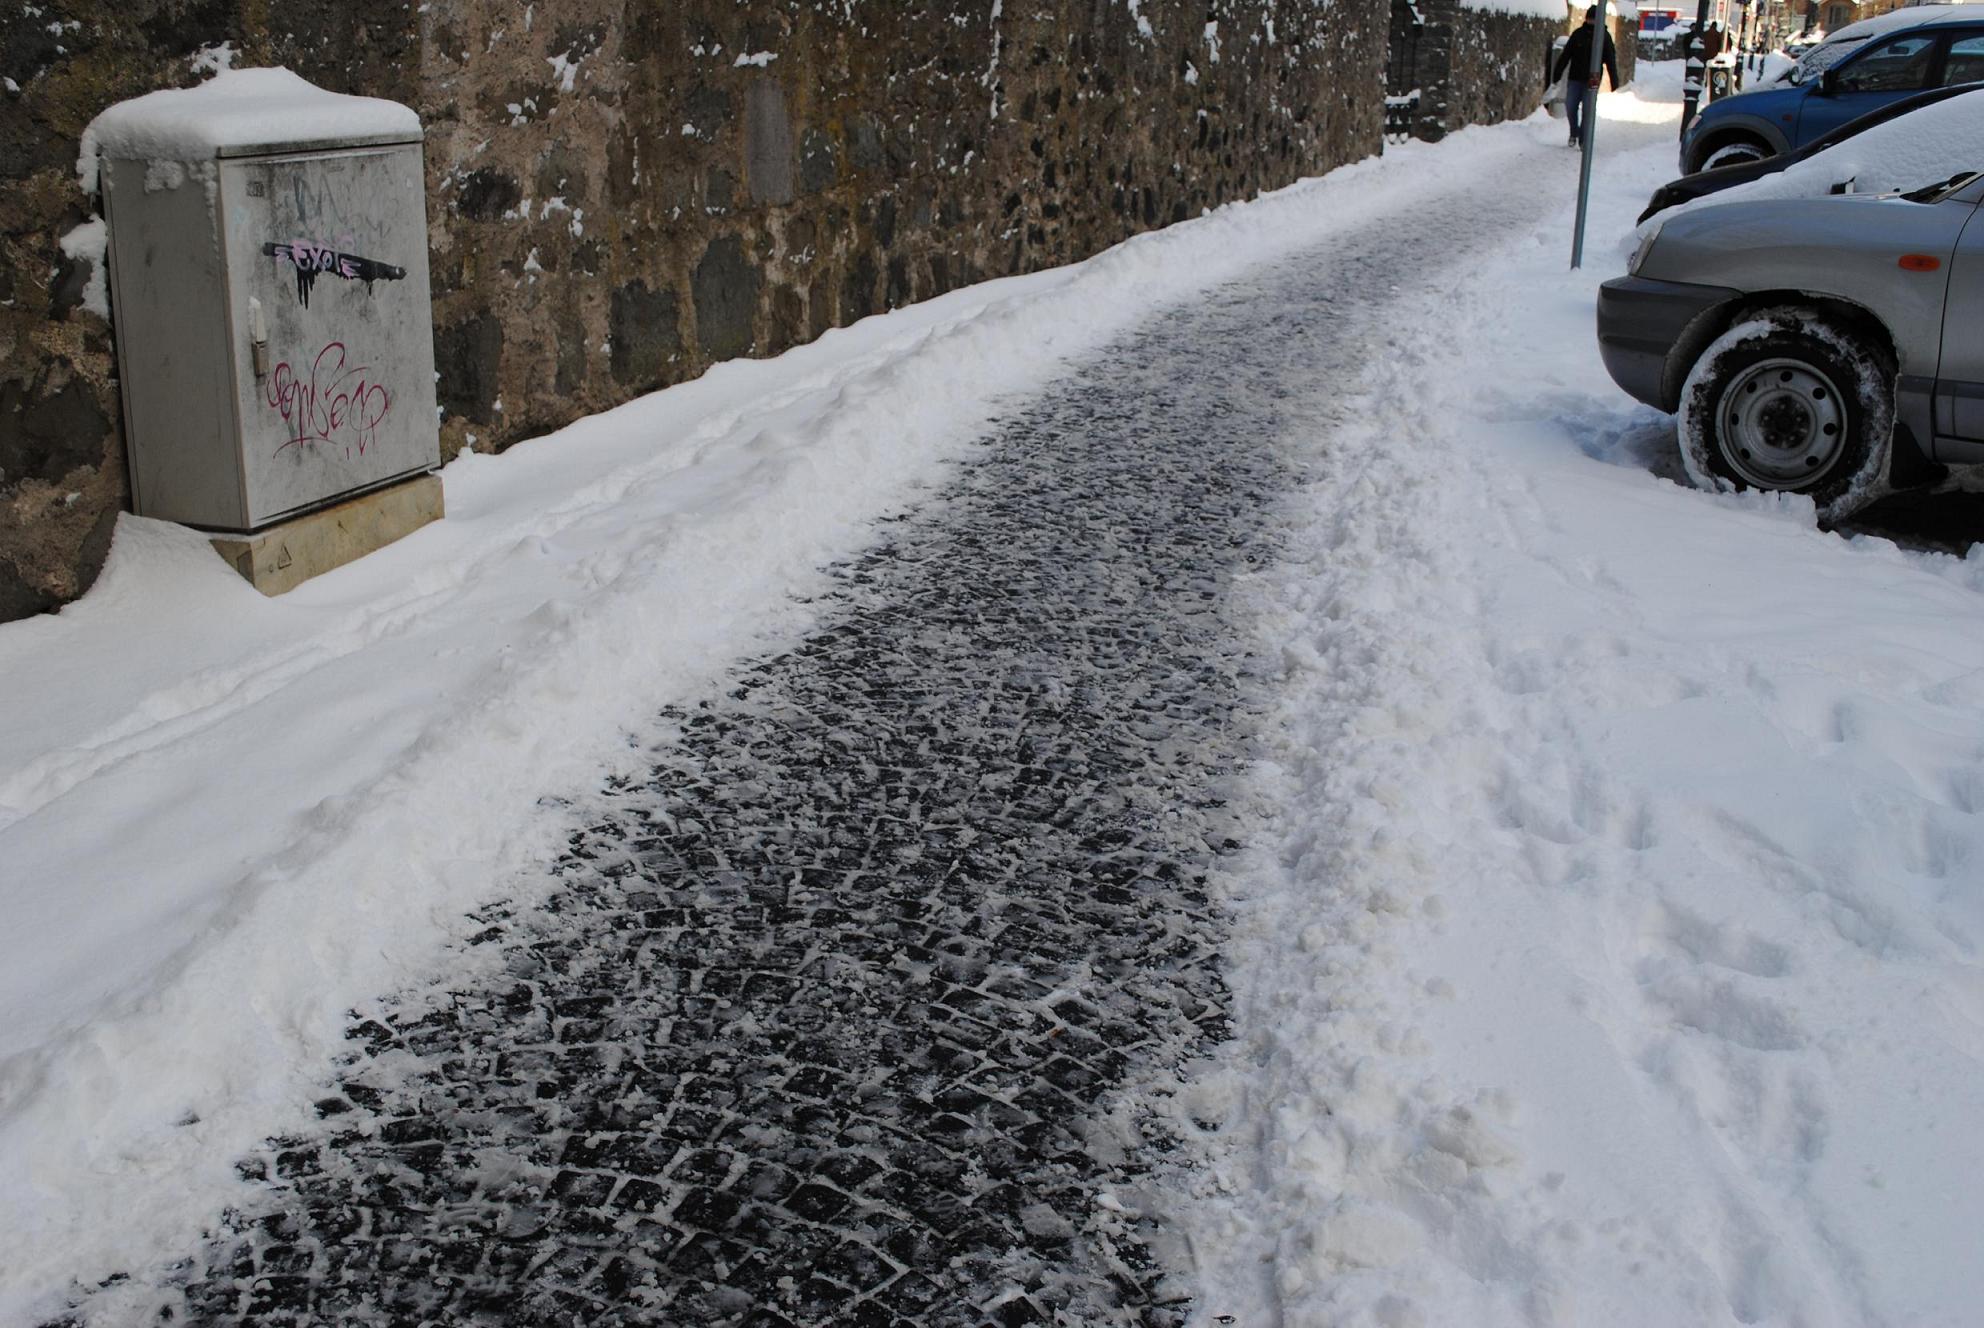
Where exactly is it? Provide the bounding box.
[1791,35,1868,82]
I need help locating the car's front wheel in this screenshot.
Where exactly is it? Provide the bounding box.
[1678,312,1894,513]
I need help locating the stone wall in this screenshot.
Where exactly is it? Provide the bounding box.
[1393,1,1636,146]
[2,0,1389,621]
[1443,8,1562,132]
[1400,0,1567,142]
[1611,10,1640,88]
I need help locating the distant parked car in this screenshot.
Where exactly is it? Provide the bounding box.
[1678,6,1984,172]
[1642,83,1984,221]
[1597,155,1984,513]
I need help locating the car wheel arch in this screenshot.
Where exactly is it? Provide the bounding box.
[1663,292,1898,412]
[1678,315,1895,515]
[1691,131,1775,173]
[1684,114,1790,172]
[1700,141,1773,171]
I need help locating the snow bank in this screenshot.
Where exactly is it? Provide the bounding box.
[1181,67,1984,1327]
[79,68,419,193]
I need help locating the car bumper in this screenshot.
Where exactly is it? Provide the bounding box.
[1596,275,1740,411]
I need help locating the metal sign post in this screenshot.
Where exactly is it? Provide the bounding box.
[1570,0,1610,270]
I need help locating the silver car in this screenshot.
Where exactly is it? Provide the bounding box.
[1597,169,1984,515]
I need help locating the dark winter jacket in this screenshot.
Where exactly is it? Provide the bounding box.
[1553,23,1621,88]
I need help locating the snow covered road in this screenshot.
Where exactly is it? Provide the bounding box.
[36,91,1581,1328]
[65,252,1297,1326]
[8,64,1984,1328]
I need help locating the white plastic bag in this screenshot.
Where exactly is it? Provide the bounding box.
[1544,74,1569,118]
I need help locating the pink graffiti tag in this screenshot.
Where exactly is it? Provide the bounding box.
[265,341,391,460]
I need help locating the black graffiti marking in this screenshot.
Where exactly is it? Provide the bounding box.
[262,240,407,307]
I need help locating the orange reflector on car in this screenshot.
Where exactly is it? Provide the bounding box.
[1899,254,1943,272]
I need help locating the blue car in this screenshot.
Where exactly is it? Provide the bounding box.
[1680,8,1984,173]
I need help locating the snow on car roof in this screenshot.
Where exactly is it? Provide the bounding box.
[1829,0,1984,41]
[1794,0,1984,76]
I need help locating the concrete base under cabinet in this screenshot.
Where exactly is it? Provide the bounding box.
[210,473,443,596]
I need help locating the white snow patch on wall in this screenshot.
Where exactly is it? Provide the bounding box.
[189,42,235,76]
[56,217,109,319]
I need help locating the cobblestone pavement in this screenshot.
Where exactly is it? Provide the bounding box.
[56,231,1401,1327]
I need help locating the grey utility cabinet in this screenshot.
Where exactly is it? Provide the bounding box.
[101,101,439,533]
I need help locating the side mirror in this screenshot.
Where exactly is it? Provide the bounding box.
[1818,68,1840,95]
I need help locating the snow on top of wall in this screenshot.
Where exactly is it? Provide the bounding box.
[1461,0,1638,22]
[1461,0,1572,21]
[80,68,420,194]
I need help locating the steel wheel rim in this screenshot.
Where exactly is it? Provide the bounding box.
[1718,356,1848,489]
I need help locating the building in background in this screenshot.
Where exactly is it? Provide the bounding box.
[1810,0,1984,36]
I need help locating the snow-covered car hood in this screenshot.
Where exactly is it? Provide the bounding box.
[1650,87,1984,230]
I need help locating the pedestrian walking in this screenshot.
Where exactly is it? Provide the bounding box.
[1551,6,1621,148]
